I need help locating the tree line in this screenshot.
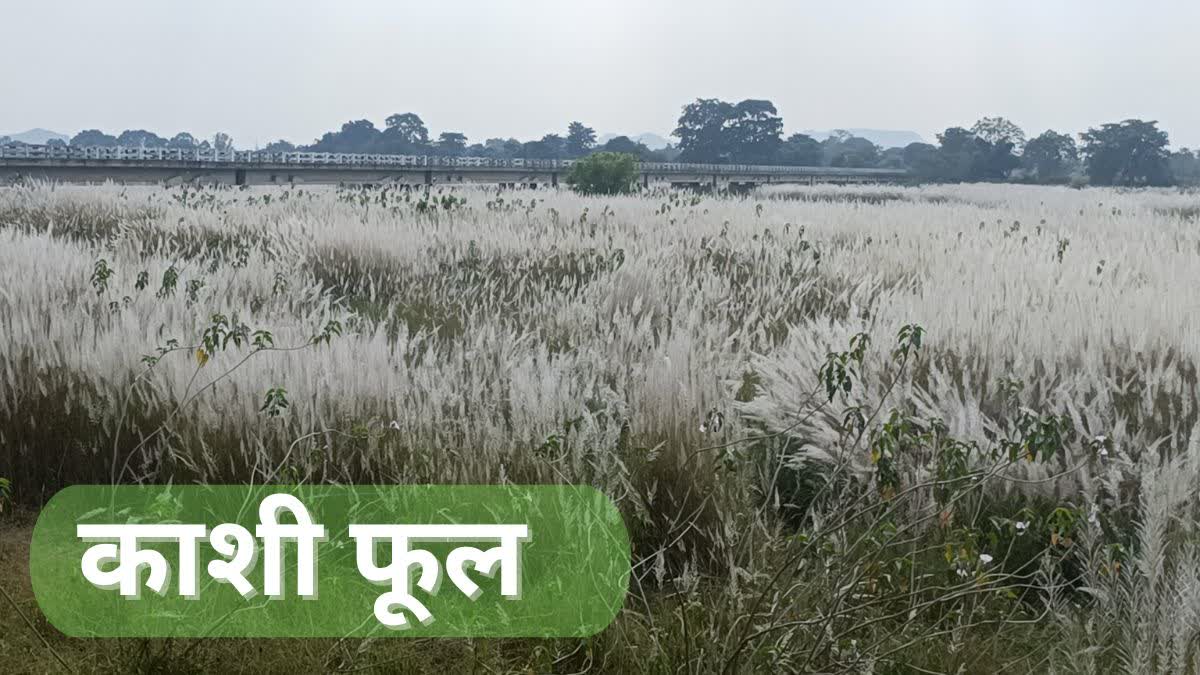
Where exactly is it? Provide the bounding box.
[670,99,1195,187]
[25,117,677,165]
[27,130,239,154]
[903,117,1195,187]
[6,99,1199,186]
[295,115,684,162]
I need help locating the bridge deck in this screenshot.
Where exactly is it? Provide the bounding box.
[0,144,908,186]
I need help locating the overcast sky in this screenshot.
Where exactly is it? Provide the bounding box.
[4,0,1198,148]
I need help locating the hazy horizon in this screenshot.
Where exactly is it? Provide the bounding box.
[4,0,1199,148]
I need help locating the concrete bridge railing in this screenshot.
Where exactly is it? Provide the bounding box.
[0,144,908,179]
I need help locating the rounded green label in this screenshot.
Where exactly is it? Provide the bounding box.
[31,485,630,637]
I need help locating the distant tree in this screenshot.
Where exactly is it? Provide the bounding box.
[877,146,907,169]
[650,144,682,162]
[565,152,638,195]
[901,142,935,167]
[819,131,847,164]
[308,121,378,153]
[167,132,198,149]
[1080,119,1172,186]
[340,121,379,152]
[978,139,1021,179]
[1169,149,1200,186]
[539,133,566,158]
[116,129,168,148]
[483,137,523,159]
[727,99,783,163]
[46,138,66,147]
[0,136,9,145]
[777,133,823,166]
[824,134,880,168]
[70,129,118,147]
[832,129,856,143]
[935,127,1018,181]
[435,131,468,156]
[263,139,297,153]
[384,112,429,146]
[902,142,948,179]
[212,132,235,152]
[1022,130,1078,181]
[934,128,980,181]
[501,138,524,158]
[307,131,337,151]
[598,135,653,159]
[522,134,567,160]
[565,122,597,157]
[970,117,1027,152]
[838,138,881,168]
[673,98,735,162]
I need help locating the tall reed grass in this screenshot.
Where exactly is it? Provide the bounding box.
[2,181,1199,671]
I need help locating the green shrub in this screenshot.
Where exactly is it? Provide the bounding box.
[566,152,638,195]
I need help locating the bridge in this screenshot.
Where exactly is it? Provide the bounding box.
[0,144,908,189]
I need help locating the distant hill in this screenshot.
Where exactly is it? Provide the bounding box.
[598,132,671,150]
[0,128,70,144]
[800,129,924,149]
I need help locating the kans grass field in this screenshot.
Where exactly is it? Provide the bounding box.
[2,180,1200,673]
